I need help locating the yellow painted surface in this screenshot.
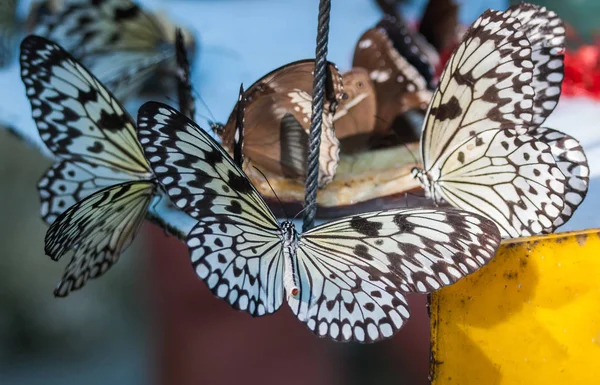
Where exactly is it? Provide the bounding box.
[430,229,600,385]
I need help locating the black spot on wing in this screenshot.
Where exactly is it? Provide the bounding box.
[353,244,374,260]
[393,214,414,232]
[87,141,104,153]
[349,216,382,236]
[429,96,462,121]
[227,171,253,194]
[98,110,129,132]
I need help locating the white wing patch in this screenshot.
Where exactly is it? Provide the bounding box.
[436,129,566,238]
[46,181,155,297]
[421,10,535,168]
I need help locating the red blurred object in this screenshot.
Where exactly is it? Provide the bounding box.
[563,45,600,99]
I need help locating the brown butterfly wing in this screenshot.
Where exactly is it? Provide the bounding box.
[219,60,343,187]
[352,28,431,135]
[418,0,460,53]
[334,68,377,140]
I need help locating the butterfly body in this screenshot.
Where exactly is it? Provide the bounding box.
[281,221,301,298]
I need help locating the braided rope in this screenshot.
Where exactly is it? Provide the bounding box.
[175,28,196,120]
[302,0,331,232]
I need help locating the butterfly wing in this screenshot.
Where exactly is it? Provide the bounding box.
[353,26,431,134]
[46,181,155,296]
[420,10,536,170]
[435,129,566,238]
[20,35,153,223]
[291,208,500,342]
[504,3,565,126]
[530,127,589,228]
[376,15,438,88]
[333,68,377,140]
[137,102,285,316]
[33,0,173,99]
[218,60,343,187]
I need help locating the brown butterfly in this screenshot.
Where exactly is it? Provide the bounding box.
[352,22,432,136]
[217,59,344,187]
[333,68,377,142]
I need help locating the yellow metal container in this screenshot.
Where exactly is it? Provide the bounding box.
[430,229,600,385]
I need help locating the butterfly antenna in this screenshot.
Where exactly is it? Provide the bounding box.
[252,166,289,220]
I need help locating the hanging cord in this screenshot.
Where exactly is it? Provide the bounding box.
[233,84,245,168]
[175,28,196,120]
[302,0,331,232]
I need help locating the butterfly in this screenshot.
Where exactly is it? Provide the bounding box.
[136,101,502,342]
[216,59,344,187]
[411,9,569,239]
[32,0,195,100]
[352,19,432,136]
[20,35,157,296]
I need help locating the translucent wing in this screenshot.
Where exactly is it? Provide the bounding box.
[530,127,589,228]
[436,129,566,238]
[421,10,535,169]
[46,181,155,296]
[137,102,285,316]
[292,208,501,342]
[20,35,153,223]
[33,0,178,99]
[504,3,565,125]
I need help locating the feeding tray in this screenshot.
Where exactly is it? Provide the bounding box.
[243,141,426,218]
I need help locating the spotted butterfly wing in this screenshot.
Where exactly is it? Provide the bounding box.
[138,102,501,342]
[217,60,344,187]
[420,10,537,169]
[294,207,499,341]
[139,102,285,315]
[46,181,155,296]
[529,127,589,228]
[20,35,156,295]
[20,35,153,223]
[413,10,568,238]
[503,3,565,126]
[352,25,431,135]
[33,0,194,100]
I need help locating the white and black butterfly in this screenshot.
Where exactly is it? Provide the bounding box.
[32,0,195,100]
[502,4,588,224]
[20,35,157,296]
[411,10,569,239]
[137,101,501,342]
